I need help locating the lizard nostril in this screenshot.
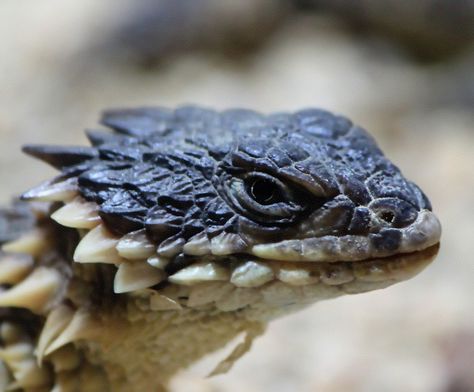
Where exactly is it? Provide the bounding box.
[378,210,396,224]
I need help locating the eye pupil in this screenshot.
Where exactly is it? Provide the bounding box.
[248,178,280,205]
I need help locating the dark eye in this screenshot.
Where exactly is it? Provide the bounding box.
[225,172,306,223]
[245,176,284,205]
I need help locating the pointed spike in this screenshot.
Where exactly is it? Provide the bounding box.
[36,305,75,363]
[44,311,100,356]
[2,229,49,257]
[85,129,119,146]
[182,232,211,256]
[51,197,100,229]
[22,144,97,170]
[168,262,230,286]
[101,107,172,137]
[21,177,78,202]
[114,261,165,294]
[149,292,182,311]
[116,229,155,260]
[0,267,62,313]
[73,224,123,264]
[0,254,34,284]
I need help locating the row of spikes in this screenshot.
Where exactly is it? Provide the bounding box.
[0,230,63,315]
[0,317,107,392]
[7,190,362,302]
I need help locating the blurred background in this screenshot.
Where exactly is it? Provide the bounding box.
[0,1,473,391]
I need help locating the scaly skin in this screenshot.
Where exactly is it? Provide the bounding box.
[0,106,441,391]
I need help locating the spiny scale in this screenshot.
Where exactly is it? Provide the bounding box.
[2,229,49,258]
[36,305,75,363]
[210,232,247,256]
[0,267,62,314]
[230,261,274,288]
[0,322,52,390]
[21,177,78,202]
[168,262,229,285]
[22,144,97,170]
[182,232,211,256]
[73,224,123,264]
[116,229,155,260]
[51,197,101,229]
[44,310,100,356]
[113,262,165,293]
[0,254,34,284]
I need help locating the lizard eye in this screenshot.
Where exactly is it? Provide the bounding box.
[245,175,284,205]
[227,172,304,222]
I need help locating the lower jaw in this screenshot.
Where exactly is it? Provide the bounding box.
[243,243,441,289]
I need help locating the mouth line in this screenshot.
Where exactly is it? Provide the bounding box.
[164,243,440,289]
[254,243,440,284]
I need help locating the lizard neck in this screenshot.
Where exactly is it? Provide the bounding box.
[81,294,265,391]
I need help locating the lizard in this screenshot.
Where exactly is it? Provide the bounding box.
[0,106,441,391]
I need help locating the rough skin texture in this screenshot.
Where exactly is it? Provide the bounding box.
[0,106,441,391]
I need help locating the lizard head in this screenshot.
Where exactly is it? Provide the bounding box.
[22,106,441,319]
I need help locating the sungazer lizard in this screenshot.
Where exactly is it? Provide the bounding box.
[0,106,441,391]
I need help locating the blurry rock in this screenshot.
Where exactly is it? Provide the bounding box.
[296,0,474,60]
[102,0,290,66]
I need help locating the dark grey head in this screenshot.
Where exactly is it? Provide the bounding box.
[21,106,441,310]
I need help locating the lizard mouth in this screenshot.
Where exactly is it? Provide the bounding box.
[164,243,440,292]
[38,194,439,302]
[250,210,441,263]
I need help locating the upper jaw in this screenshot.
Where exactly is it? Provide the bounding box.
[250,210,441,263]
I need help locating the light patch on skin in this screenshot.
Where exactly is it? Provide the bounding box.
[210,232,247,255]
[149,292,182,311]
[147,255,170,270]
[182,232,211,256]
[230,261,274,288]
[168,262,230,285]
